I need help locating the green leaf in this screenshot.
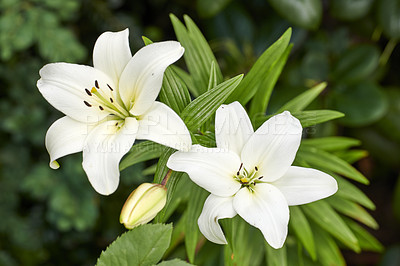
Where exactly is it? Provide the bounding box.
[330,0,374,21]
[157,259,194,265]
[327,196,378,229]
[181,74,243,131]
[197,0,232,18]
[335,175,375,210]
[96,224,172,266]
[289,206,316,260]
[292,110,344,128]
[185,185,208,263]
[344,218,384,252]
[277,82,327,113]
[333,149,369,164]
[142,36,153,45]
[297,146,369,184]
[328,82,388,127]
[207,61,218,91]
[378,0,400,39]
[302,201,360,252]
[267,0,322,30]
[301,137,361,151]
[120,141,164,171]
[249,45,292,118]
[332,45,380,83]
[265,242,287,266]
[312,224,346,266]
[227,28,292,105]
[170,14,223,96]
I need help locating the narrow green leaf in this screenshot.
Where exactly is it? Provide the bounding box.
[334,149,369,164]
[277,82,327,113]
[297,146,369,184]
[265,242,287,266]
[170,14,222,95]
[344,218,384,252]
[327,196,378,229]
[96,224,172,266]
[301,137,361,152]
[293,110,344,127]
[312,224,346,266]
[249,45,292,118]
[302,201,360,252]
[120,141,164,171]
[335,175,375,210]
[181,74,243,131]
[289,206,316,260]
[227,28,291,105]
[207,61,218,91]
[158,259,194,265]
[171,66,197,96]
[160,67,191,114]
[185,185,208,263]
[142,36,153,45]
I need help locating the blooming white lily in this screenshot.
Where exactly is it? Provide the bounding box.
[167,101,337,249]
[37,29,191,195]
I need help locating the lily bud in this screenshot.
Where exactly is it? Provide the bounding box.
[120,183,167,229]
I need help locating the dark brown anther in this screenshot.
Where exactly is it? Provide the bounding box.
[107,84,113,91]
[85,88,92,96]
[115,122,119,126]
[95,80,99,89]
[99,106,104,110]
[258,176,263,180]
[110,98,114,103]
[84,101,92,107]
[255,166,258,171]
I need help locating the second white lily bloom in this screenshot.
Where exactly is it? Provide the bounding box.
[37,29,191,195]
[167,102,337,249]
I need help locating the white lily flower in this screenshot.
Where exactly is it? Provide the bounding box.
[167,102,337,249]
[37,29,191,195]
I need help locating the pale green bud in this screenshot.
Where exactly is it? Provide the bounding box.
[120,183,167,229]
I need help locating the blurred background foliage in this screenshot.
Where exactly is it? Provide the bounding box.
[0,0,399,265]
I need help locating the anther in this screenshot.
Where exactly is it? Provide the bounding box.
[99,106,104,111]
[83,101,92,107]
[85,88,92,96]
[107,84,113,91]
[255,166,258,171]
[95,80,99,89]
[110,98,114,103]
[258,176,263,180]
[115,122,119,126]
[237,163,243,176]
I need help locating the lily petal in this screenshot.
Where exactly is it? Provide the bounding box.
[233,183,289,249]
[136,101,191,151]
[272,166,338,206]
[119,41,184,116]
[93,29,132,87]
[167,145,242,197]
[215,101,254,155]
[198,194,237,244]
[45,116,94,169]
[241,111,302,182]
[37,63,115,123]
[82,117,138,195]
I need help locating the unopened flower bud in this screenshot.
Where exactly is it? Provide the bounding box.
[120,183,167,229]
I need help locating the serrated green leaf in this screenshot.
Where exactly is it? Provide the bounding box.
[96,224,172,266]
[181,74,243,131]
[227,28,291,105]
[344,218,384,252]
[335,175,375,210]
[157,259,194,265]
[170,14,223,96]
[297,146,369,184]
[265,242,287,266]
[120,141,164,171]
[301,137,361,152]
[327,196,378,229]
[268,0,322,30]
[277,82,327,113]
[312,224,346,266]
[289,206,316,260]
[249,45,292,118]
[185,185,208,263]
[302,201,360,252]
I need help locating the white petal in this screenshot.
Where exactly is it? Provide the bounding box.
[272,166,338,206]
[136,101,191,151]
[119,41,184,115]
[82,117,138,195]
[233,183,289,249]
[241,111,302,182]
[93,29,132,87]
[167,145,242,197]
[215,101,254,155]
[198,194,237,245]
[45,116,94,169]
[37,63,115,122]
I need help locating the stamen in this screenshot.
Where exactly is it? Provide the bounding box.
[83,101,92,107]
[255,166,258,171]
[115,122,119,126]
[110,98,114,103]
[237,163,243,175]
[85,88,92,96]
[95,80,99,89]
[99,106,104,111]
[258,176,263,180]
[107,84,114,91]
